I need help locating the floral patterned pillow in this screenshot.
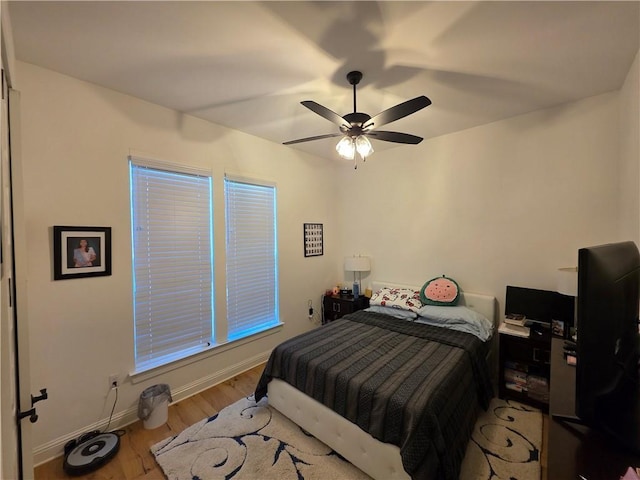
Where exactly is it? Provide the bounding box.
[370,287,423,313]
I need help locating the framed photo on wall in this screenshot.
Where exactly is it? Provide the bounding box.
[303,223,323,257]
[53,226,112,280]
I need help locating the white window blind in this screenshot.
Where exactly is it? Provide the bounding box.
[130,158,214,372]
[225,176,279,340]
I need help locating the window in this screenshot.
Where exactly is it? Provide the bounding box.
[130,157,214,372]
[225,176,279,340]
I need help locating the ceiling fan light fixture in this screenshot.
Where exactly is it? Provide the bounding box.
[355,135,373,159]
[336,136,355,160]
[285,71,431,169]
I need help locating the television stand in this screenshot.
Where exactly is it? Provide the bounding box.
[548,338,640,479]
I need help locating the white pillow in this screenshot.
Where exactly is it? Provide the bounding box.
[416,305,494,341]
[365,305,418,320]
[369,287,423,313]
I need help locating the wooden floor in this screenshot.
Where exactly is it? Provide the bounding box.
[34,364,265,480]
[34,364,549,479]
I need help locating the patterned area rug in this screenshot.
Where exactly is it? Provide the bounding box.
[151,396,541,480]
[460,398,542,480]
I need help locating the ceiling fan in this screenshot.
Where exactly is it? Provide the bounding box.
[284,71,431,168]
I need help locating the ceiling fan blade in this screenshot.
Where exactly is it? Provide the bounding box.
[363,96,431,130]
[283,133,343,145]
[367,131,423,144]
[301,101,350,128]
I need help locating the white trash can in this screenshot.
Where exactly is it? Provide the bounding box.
[138,383,172,430]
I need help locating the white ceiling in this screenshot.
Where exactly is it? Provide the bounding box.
[7,1,640,160]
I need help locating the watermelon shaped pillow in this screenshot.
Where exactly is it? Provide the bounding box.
[420,275,460,306]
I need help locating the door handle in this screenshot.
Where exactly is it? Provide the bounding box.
[17,388,48,424]
[31,388,48,405]
[17,408,38,423]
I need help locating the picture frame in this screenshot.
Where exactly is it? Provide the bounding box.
[303,223,323,257]
[551,319,566,338]
[53,226,112,280]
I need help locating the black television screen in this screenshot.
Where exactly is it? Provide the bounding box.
[505,285,574,327]
[575,241,640,452]
[505,286,556,323]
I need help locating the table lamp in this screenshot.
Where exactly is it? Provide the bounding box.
[344,256,370,299]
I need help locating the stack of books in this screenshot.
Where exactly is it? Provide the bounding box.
[504,361,528,392]
[504,313,530,326]
[503,360,550,401]
[527,374,550,403]
[499,313,531,337]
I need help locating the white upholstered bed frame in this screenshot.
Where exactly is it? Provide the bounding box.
[267,281,496,480]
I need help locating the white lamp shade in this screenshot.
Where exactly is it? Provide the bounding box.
[557,267,578,296]
[355,135,373,158]
[344,256,371,272]
[336,136,355,160]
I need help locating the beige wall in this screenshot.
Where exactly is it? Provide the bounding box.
[338,66,638,316]
[16,61,341,464]
[619,50,640,244]
[15,46,640,464]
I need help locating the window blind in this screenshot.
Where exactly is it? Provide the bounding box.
[225,177,279,340]
[130,159,214,371]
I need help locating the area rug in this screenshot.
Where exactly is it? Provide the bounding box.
[151,396,541,480]
[459,398,542,480]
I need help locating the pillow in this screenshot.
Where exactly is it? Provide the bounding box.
[416,305,494,341]
[365,305,418,320]
[420,275,460,306]
[369,287,423,313]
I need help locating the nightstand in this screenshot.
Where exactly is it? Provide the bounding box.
[322,295,369,324]
[498,327,551,411]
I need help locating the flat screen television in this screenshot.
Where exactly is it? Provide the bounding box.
[571,241,640,453]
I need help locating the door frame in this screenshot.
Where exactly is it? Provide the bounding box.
[1,4,34,479]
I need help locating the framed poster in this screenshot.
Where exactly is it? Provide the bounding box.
[53,226,112,280]
[303,223,323,257]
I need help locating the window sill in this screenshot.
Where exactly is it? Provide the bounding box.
[129,322,283,384]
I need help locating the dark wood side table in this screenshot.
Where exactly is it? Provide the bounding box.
[548,337,640,479]
[322,295,369,324]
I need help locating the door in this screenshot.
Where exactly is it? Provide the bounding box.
[1,8,35,477]
[0,55,21,480]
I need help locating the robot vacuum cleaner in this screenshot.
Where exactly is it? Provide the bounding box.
[63,431,120,476]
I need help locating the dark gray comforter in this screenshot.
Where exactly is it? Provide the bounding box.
[254,310,493,480]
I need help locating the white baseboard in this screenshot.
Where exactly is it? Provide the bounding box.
[32,351,270,467]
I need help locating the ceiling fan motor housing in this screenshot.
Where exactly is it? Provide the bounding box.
[346,70,363,86]
[341,112,371,134]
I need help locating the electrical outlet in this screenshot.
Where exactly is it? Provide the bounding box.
[108,374,120,389]
[307,299,321,324]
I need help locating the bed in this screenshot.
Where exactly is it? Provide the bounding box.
[255,281,496,480]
